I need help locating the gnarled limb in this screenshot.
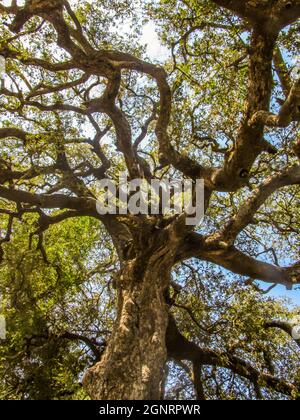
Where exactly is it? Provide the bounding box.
[167,314,299,399]
[1,0,300,401]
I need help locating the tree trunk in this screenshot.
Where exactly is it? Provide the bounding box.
[83,245,173,400]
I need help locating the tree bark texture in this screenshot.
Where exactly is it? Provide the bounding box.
[83,240,174,400]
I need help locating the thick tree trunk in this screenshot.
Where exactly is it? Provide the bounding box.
[83,247,172,400]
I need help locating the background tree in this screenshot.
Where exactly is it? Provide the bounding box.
[0,0,300,400]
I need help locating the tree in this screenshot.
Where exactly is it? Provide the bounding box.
[0,0,299,400]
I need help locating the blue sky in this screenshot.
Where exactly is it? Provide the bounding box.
[268,284,300,306]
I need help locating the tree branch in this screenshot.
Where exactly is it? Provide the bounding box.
[250,78,300,127]
[265,321,300,349]
[218,165,300,244]
[167,314,299,399]
[274,47,292,97]
[178,232,300,289]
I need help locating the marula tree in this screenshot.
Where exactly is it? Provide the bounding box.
[0,0,300,400]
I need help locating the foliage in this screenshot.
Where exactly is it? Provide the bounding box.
[0,0,299,400]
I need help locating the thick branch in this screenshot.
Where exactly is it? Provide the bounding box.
[250,78,300,127]
[265,321,300,349]
[212,1,300,33]
[167,314,299,398]
[178,233,299,289]
[0,185,95,211]
[212,31,277,191]
[219,165,300,244]
[0,127,27,142]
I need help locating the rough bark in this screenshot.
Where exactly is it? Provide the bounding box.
[212,31,276,190]
[0,0,300,401]
[83,237,175,400]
